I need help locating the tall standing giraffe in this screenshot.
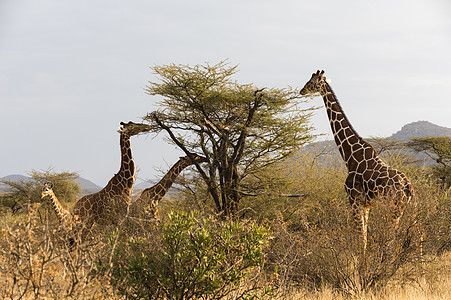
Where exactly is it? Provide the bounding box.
[130,154,208,220]
[41,181,72,226]
[300,70,414,253]
[73,121,151,227]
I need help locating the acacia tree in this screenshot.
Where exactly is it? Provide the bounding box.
[144,62,314,216]
[407,136,451,187]
[0,169,80,215]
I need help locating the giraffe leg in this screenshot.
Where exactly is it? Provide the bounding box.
[359,207,370,255]
[407,194,426,286]
[391,195,404,232]
[350,205,369,255]
[149,200,160,222]
[350,204,370,289]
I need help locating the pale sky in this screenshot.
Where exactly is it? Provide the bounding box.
[1,0,450,186]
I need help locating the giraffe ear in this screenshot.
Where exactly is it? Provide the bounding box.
[326,78,332,84]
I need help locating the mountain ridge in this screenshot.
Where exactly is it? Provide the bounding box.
[389,120,451,141]
[2,121,449,192]
[0,175,101,194]
[304,120,450,165]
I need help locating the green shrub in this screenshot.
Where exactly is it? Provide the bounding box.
[107,211,271,299]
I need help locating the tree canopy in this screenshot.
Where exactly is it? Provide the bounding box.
[144,61,315,215]
[407,136,451,187]
[0,169,80,216]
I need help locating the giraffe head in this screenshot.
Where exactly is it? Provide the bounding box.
[300,70,329,96]
[41,181,54,198]
[118,121,152,137]
[180,153,208,165]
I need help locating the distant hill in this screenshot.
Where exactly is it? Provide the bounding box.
[133,180,180,200]
[304,120,450,164]
[74,178,102,194]
[0,174,34,184]
[390,121,451,141]
[312,120,450,146]
[0,174,34,193]
[134,180,155,191]
[0,175,101,194]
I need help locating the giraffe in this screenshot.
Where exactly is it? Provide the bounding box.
[40,181,78,247]
[72,121,151,227]
[300,70,414,253]
[41,181,72,226]
[130,154,208,220]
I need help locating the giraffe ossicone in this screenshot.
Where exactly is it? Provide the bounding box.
[300,70,414,254]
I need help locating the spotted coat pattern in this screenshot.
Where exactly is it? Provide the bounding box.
[130,155,208,220]
[300,70,414,252]
[41,181,72,225]
[72,121,151,227]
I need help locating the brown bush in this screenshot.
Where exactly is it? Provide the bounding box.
[0,201,114,299]
[265,195,424,296]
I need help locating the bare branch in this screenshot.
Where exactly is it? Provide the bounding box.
[234,189,306,198]
[151,112,222,211]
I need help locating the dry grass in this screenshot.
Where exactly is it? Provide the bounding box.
[0,203,449,299]
[265,197,425,295]
[284,252,451,300]
[0,202,117,299]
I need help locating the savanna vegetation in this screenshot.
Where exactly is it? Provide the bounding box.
[0,62,449,299]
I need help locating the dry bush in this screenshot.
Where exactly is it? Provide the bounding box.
[238,142,347,225]
[406,168,450,256]
[283,251,451,300]
[266,196,424,296]
[0,201,115,299]
[421,190,450,256]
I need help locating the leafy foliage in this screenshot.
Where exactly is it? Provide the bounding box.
[0,169,80,217]
[144,61,315,215]
[407,136,451,187]
[107,211,271,299]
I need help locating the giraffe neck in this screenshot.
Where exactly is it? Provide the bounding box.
[138,159,193,204]
[102,133,135,198]
[320,83,379,170]
[47,191,71,223]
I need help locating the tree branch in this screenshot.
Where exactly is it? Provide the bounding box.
[234,189,306,198]
[151,112,222,212]
[231,89,265,166]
